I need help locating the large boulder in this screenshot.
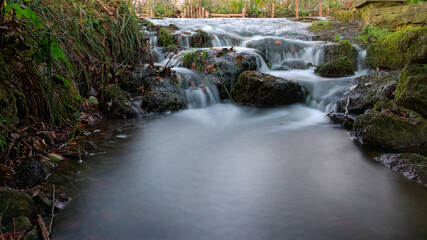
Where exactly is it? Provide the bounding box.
[367,26,427,69]
[322,41,359,69]
[141,76,184,113]
[232,71,304,107]
[314,56,355,78]
[376,153,427,185]
[395,64,427,117]
[336,73,399,114]
[102,86,139,119]
[0,190,34,225]
[353,99,427,149]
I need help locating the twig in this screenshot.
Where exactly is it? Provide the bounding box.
[37,215,50,240]
[345,96,350,117]
[48,185,55,235]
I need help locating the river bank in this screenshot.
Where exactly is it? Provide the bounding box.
[1,3,426,239]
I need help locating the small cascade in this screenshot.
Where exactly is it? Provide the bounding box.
[173,67,220,109]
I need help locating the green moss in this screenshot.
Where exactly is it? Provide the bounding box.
[183,50,209,72]
[157,27,177,47]
[308,21,332,32]
[399,153,427,164]
[0,190,34,225]
[395,64,427,117]
[189,30,211,48]
[0,58,20,142]
[314,56,355,77]
[367,26,427,69]
[356,2,403,23]
[333,10,356,22]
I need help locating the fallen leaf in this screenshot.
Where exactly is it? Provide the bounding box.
[274,41,282,45]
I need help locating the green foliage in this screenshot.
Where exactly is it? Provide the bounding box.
[356,24,391,45]
[407,0,423,4]
[308,21,332,32]
[158,27,177,46]
[0,0,147,129]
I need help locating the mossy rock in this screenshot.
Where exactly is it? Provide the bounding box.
[189,30,211,48]
[0,190,34,225]
[157,27,178,47]
[336,73,398,114]
[322,41,359,69]
[232,71,304,107]
[23,227,41,240]
[102,86,138,119]
[395,64,427,117]
[315,56,355,77]
[353,99,427,149]
[4,216,32,233]
[355,2,403,24]
[376,153,427,185]
[366,26,427,69]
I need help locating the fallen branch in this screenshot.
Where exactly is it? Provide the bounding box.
[48,185,55,235]
[37,215,50,240]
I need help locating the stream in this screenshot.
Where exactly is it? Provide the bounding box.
[51,18,427,240]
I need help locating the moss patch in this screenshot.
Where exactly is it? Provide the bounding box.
[308,21,332,32]
[366,26,427,69]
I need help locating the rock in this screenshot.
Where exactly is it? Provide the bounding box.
[367,26,427,69]
[0,190,34,225]
[118,71,141,94]
[182,48,258,99]
[20,159,53,187]
[353,99,427,149]
[4,216,32,233]
[232,71,304,107]
[23,227,41,240]
[189,29,211,48]
[327,113,354,129]
[314,56,355,77]
[141,76,184,113]
[365,3,427,30]
[376,153,427,185]
[395,64,427,117]
[322,41,358,69]
[336,73,399,114]
[102,86,138,119]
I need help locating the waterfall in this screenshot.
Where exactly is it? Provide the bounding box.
[173,67,220,109]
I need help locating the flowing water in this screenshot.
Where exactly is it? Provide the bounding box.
[51,19,427,240]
